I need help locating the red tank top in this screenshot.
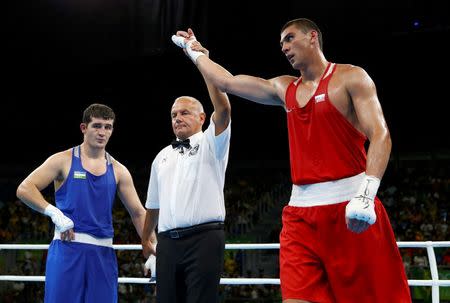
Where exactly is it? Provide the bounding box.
[285,63,367,185]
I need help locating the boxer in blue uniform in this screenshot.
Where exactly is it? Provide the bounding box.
[17,103,150,302]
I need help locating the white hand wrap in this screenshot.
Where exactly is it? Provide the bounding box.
[345,174,380,225]
[145,255,156,278]
[144,244,157,277]
[171,35,188,48]
[44,204,74,233]
[171,35,205,63]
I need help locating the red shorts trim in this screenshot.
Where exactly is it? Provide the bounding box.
[279,198,411,302]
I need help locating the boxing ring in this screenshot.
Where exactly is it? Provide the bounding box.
[1,241,450,303]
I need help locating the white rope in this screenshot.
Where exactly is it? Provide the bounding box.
[0,275,279,285]
[397,241,450,248]
[1,275,449,286]
[1,241,450,303]
[0,243,282,250]
[2,241,449,251]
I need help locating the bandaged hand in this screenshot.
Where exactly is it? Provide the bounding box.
[44,204,74,233]
[143,243,157,277]
[171,28,206,63]
[144,254,156,278]
[345,174,380,233]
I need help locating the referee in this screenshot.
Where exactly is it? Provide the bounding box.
[141,40,231,303]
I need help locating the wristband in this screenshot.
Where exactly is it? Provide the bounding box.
[355,174,380,203]
[171,35,205,63]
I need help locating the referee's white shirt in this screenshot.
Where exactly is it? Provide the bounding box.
[145,118,230,232]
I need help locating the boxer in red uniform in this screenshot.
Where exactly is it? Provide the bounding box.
[173,18,411,303]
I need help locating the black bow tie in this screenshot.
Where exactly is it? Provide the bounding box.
[171,139,191,149]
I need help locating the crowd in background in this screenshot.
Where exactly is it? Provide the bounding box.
[1,161,449,302]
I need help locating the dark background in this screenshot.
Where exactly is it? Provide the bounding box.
[4,0,450,175]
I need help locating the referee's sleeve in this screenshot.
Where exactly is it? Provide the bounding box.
[145,159,159,209]
[206,115,231,160]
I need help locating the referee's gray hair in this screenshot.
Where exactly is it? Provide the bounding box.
[174,96,204,114]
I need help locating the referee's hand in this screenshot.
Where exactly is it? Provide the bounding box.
[142,240,157,259]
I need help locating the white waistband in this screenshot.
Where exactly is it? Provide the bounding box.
[53,231,113,248]
[289,172,365,207]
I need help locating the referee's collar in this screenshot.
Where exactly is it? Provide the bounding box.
[180,130,203,147]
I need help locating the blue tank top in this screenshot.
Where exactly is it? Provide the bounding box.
[55,146,117,238]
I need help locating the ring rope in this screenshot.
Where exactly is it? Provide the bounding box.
[1,241,450,303]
